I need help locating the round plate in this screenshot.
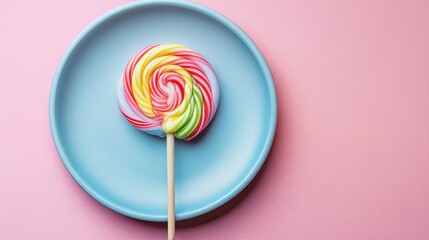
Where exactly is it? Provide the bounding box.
[49,0,276,221]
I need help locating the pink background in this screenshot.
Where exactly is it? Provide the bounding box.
[1,0,429,239]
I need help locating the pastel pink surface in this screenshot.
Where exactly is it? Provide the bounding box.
[1,0,429,239]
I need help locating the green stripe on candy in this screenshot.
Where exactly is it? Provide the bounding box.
[175,83,203,139]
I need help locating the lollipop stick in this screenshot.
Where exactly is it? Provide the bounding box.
[167,133,175,240]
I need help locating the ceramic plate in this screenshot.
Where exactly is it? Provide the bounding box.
[49,0,276,221]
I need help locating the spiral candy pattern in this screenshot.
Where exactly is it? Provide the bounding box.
[117,44,220,140]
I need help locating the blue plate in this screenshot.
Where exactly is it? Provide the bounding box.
[49,0,277,221]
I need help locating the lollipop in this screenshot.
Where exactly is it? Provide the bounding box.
[117,44,219,239]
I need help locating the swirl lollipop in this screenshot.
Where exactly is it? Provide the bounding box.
[117,44,219,239]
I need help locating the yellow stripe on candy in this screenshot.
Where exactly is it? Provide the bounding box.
[131,45,196,119]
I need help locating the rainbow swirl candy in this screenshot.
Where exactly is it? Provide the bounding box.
[117,44,220,140]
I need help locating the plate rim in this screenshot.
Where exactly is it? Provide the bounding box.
[49,0,277,222]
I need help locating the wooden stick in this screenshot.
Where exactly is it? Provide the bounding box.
[167,133,175,240]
